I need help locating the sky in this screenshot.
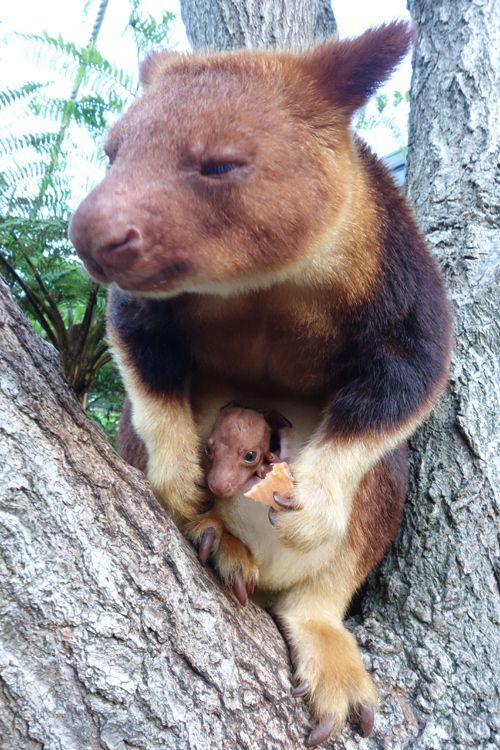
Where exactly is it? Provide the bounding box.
[1,0,411,90]
[0,0,411,50]
[0,0,411,204]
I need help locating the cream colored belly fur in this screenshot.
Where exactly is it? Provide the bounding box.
[193,389,335,591]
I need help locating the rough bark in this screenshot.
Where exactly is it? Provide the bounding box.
[180,0,337,50]
[0,277,312,749]
[357,1,500,747]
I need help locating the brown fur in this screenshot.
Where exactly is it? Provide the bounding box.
[72,22,453,744]
[117,398,147,472]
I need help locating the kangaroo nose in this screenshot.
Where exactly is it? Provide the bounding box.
[96,227,142,272]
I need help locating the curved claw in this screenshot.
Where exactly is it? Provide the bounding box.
[273,492,300,510]
[306,714,335,748]
[357,704,375,737]
[268,507,278,526]
[232,570,248,606]
[291,681,309,697]
[246,577,256,595]
[198,528,216,566]
[273,492,295,509]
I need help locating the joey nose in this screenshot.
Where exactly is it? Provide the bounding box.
[208,480,233,497]
[96,227,142,272]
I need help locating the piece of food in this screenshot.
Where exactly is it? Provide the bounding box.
[244,462,294,508]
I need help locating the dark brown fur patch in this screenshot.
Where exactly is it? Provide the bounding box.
[348,443,408,582]
[117,398,147,473]
[303,22,414,114]
[322,143,453,437]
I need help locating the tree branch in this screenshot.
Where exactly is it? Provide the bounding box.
[0,253,58,347]
[0,276,313,749]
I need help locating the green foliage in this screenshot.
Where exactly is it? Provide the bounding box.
[393,90,403,107]
[16,32,137,97]
[355,89,409,154]
[376,94,388,113]
[128,3,175,53]
[0,82,47,109]
[31,92,128,134]
[87,359,125,441]
[0,2,173,443]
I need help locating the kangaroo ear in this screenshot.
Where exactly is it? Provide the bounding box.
[263,410,293,431]
[139,49,182,86]
[303,21,414,114]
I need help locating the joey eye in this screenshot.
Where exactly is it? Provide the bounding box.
[200,162,239,177]
[243,451,258,464]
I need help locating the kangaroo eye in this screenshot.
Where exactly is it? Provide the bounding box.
[243,451,258,463]
[104,142,118,166]
[200,162,239,177]
[205,445,212,457]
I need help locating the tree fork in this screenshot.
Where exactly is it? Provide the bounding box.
[0,276,311,749]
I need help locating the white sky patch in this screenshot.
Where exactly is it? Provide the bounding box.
[0,0,411,207]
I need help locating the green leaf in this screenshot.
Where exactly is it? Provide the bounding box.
[0,82,47,109]
[376,94,388,113]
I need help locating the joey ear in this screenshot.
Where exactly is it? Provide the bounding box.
[303,21,414,114]
[139,49,182,86]
[220,401,242,412]
[263,410,293,431]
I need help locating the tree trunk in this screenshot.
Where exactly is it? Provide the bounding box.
[357,1,499,747]
[1,1,498,748]
[0,277,312,749]
[180,0,337,50]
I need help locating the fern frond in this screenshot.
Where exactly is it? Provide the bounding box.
[14,32,137,96]
[30,93,126,131]
[0,131,60,157]
[0,160,52,189]
[0,171,73,219]
[0,82,47,109]
[128,9,174,51]
[355,113,404,145]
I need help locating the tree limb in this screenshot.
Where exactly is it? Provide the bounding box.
[0,277,313,750]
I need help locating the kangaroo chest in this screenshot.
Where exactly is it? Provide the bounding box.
[186,291,338,395]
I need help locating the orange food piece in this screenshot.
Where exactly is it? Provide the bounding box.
[244,462,294,508]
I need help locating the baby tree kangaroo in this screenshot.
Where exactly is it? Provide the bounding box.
[70,22,452,746]
[204,403,291,496]
[200,403,294,579]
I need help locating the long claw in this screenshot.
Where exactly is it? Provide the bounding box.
[273,492,295,509]
[198,528,216,565]
[246,577,256,595]
[357,704,375,737]
[306,714,335,747]
[268,507,278,526]
[232,570,248,606]
[291,681,309,697]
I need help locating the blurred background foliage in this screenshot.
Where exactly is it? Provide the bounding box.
[0,0,174,442]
